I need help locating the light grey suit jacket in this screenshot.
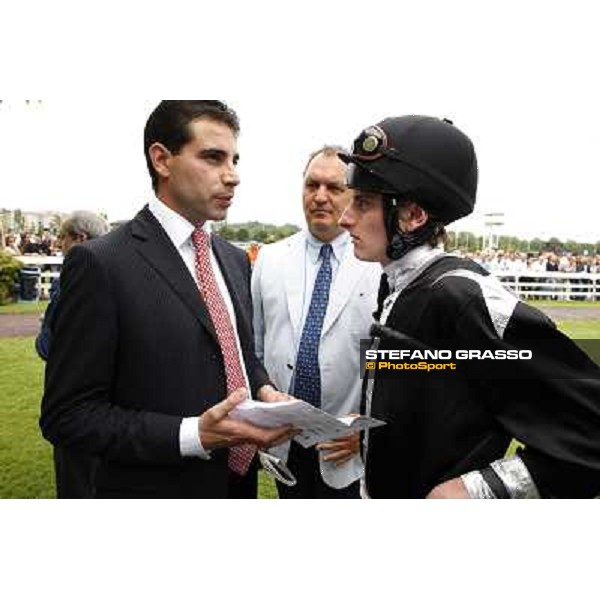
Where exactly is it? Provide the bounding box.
[252,230,381,488]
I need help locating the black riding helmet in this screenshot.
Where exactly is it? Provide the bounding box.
[339,115,478,223]
[339,115,478,259]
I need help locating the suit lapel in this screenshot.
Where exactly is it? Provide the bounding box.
[321,248,365,336]
[284,233,307,341]
[130,207,218,343]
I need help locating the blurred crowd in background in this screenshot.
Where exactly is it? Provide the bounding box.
[456,249,600,274]
[4,228,599,274]
[1,230,60,256]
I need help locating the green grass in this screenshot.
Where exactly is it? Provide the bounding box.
[0,301,48,315]
[555,321,600,340]
[530,300,599,309]
[0,337,54,498]
[0,335,278,498]
[259,470,278,499]
[2,316,598,499]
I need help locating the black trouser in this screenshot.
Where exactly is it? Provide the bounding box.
[276,441,360,499]
[54,446,99,499]
[227,455,259,499]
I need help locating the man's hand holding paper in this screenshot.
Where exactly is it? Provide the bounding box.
[229,397,385,448]
[198,388,297,451]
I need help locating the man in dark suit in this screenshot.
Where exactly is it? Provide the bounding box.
[36,210,110,498]
[40,101,294,498]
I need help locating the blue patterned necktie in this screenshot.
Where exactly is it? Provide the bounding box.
[292,243,333,407]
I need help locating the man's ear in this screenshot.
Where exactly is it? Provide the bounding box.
[148,143,172,181]
[397,201,429,232]
[411,203,429,229]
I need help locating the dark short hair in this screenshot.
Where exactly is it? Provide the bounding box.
[430,227,448,248]
[398,193,448,248]
[144,101,240,191]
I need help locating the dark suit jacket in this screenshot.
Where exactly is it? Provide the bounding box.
[40,206,271,498]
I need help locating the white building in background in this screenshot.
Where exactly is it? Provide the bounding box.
[22,211,66,231]
[0,208,69,233]
[483,212,504,251]
[0,209,16,232]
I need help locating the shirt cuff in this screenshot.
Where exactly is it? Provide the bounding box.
[179,417,211,460]
[461,456,540,499]
[491,455,540,499]
[460,470,497,499]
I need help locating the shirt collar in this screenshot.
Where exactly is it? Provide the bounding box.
[148,196,211,250]
[305,230,349,265]
[384,245,445,293]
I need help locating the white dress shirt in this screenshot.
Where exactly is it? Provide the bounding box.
[148,196,250,459]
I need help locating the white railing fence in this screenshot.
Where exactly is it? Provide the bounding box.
[492,270,600,301]
[13,256,62,300]
[9,257,600,302]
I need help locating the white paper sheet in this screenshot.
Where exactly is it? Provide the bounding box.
[229,398,386,448]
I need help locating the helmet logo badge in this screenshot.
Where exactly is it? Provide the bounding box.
[362,135,380,153]
[353,125,388,161]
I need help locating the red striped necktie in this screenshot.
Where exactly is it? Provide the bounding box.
[192,227,255,475]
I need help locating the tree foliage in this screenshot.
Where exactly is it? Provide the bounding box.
[212,221,301,244]
[447,230,600,255]
[0,251,22,304]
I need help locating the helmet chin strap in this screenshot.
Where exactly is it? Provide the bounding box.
[384,199,443,260]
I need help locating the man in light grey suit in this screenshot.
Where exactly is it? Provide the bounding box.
[252,146,381,498]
